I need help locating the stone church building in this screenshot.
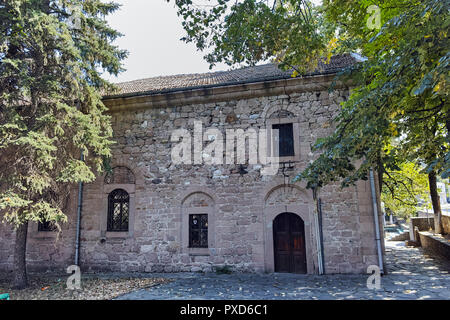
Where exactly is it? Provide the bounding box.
[0,54,386,274]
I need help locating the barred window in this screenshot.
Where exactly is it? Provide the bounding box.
[107,189,129,232]
[189,214,208,248]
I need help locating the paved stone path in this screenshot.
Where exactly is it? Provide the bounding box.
[116,241,450,300]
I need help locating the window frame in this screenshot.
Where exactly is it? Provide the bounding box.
[101,183,135,239]
[266,117,301,163]
[271,122,295,157]
[181,191,216,257]
[107,188,130,232]
[188,214,209,248]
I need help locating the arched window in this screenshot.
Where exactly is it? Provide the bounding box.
[107,189,129,232]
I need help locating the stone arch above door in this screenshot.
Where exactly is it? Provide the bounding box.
[264,184,310,206]
[262,183,315,274]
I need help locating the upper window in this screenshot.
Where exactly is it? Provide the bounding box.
[189,214,208,248]
[272,123,295,157]
[107,189,129,232]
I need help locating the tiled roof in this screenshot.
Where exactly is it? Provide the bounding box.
[105,54,362,98]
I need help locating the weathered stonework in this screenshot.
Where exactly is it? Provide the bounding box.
[0,72,385,274]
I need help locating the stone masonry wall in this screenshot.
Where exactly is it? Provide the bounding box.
[0,80,384,274]
[0,186,78,272]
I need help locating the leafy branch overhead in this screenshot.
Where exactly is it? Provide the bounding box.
[172,0,449,189]
[172,0,331,73]
[381,162,430,218]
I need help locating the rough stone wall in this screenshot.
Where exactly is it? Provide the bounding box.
[0,222,14,271]
[409,217,435,241]
[0,186,78,272]
[410,214,450,236]
[418,232,450,260]
[0,82,384,274]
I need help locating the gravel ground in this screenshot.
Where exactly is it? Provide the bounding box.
[0,273,169,300]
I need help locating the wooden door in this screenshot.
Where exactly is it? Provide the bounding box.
[273,212,306,273]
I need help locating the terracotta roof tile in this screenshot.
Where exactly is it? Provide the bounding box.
[104,54,361,98]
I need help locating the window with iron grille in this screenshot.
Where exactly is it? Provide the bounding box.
[38,220,56,232]
[107,189,129,232]
[189,214,208,248]
[272,123,295,157]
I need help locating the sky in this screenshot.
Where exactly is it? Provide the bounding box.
[105,1,230,83]
[105,0,323,84]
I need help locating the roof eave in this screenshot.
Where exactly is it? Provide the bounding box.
[103,71,354,113]
[102,69,343,101]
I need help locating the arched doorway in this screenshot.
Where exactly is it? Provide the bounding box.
[273,212,307,273]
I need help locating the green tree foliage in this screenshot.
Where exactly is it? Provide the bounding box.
[382,162,430,218]
[298,0,448,188]
[299,0,448,232]
[173,0,333,73]
[0,0,126,287]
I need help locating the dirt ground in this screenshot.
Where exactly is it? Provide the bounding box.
[0,272,169,300]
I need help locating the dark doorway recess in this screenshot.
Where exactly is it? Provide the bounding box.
[273,212,307,273]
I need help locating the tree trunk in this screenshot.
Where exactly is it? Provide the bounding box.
[428,171,443,234]
[13,221,28,289]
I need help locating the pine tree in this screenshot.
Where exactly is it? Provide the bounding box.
[0,0,127,288]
